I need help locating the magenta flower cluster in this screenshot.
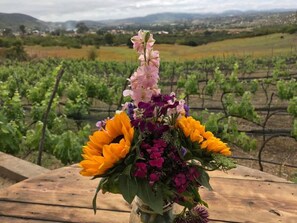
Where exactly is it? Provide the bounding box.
[132,104,201,195]
[133,134,200,195]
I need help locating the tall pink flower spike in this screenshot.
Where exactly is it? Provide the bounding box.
[123,30,161,106]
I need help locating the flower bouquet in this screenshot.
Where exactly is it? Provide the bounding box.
[79,30,236,223]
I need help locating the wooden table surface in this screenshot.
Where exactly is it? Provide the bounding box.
[0,164,296,223]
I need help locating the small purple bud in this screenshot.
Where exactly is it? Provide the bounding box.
[181,146,187,157]
[184,104,190,117]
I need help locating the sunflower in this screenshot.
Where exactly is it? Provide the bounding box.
[177,116,231,156]
[80,112,134,176]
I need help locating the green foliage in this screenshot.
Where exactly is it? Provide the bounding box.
[76,22,89,34]
[291,173,297,184]
[65,94,89,119]
[221,117,257,152]
[202,112,223,133]
[212,154,237,170]
[224,92,260,123]
[104,33,115,45]
[23,121,53,152]
[65,79,86,101]
[2,90,24,124]
[222,64,244,95]
[292,119,297,139]
[288,97,297,117]
[4,41,28,61]
[0,55,296,167]
[87,47,98,61]
[277,79,297,100]
[31,93,59,128]
[249,80,259,94]
[205,79,216,96]
[0,115,23,154]
[272,58,289,79]
[52,130,82,164]
[185,74,198,95]
[177,76,186,89]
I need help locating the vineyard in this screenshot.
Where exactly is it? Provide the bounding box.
[0,54,296,180]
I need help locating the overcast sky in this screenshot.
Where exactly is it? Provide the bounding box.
[1,0,297,22]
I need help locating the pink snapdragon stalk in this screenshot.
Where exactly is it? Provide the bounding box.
[123,30,161,106]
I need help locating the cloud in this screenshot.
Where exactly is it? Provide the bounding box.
[0,0,296,21]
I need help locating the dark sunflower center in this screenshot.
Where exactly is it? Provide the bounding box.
[111,135,124,144]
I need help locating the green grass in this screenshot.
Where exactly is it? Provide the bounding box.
[25,33,297,62]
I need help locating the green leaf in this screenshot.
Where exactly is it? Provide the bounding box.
[191,186,208,208]
[92,178,107,214]
[137,180,163,214]
[196,168,212,191]
[119,175,138,204]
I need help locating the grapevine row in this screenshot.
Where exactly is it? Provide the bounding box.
[0,55,296,176]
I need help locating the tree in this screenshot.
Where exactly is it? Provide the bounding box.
[127,38,133,48]
[5,41,28,61]
[87,47,98,61]
[104,33,115,45]
[3,28,13,36]
[19,25,26,35]
[76,22,89,34]
[51,28,66,36]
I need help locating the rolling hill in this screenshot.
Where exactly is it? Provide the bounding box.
[0,9,296,31]
[0,13,49,31]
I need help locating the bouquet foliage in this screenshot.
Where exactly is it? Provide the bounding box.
[80,30,235,221]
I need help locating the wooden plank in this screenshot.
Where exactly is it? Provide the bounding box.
[4,165,96,192]
[0,200,130,223]
[1,165,296,223]
[208,165,291,183]
[0,152,50,181]
[1,176,296,222]
[0,190,131,212]
[0,216,59,223]
[200,178,297,223]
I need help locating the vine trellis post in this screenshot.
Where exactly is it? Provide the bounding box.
[37,66,64,166]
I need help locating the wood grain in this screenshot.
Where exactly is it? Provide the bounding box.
[0,165,296,223]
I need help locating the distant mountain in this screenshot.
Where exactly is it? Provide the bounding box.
[0,9,296,32]
[95,9,297,26]
[103,12,210,25]
[0,13,49,31]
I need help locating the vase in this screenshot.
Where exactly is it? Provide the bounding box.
[129,197,175,223]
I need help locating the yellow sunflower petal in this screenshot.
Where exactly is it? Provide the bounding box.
[80,112,134,177]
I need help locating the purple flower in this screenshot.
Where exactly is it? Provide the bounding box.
[96,118,108,129]
[131,118,140,127]
[168,101,179,109]
[154,124,170,136]
[174,173,186,187]
[181,146,187,157]
[151,94,163,104]
[141,142,151,151]
[191,206,209,223]
[127,103,135,120]
[163,94,174,102]
[187,167,200,181]
[149,173,160,186]
[153,139,167,147]
[134,162,147,178]
[139,120,146,132]
[96,121,104,129]
[173,173,188,193]
[146,121,155,132]
[149,157,164,169]
[138,101,151,109]
[184,104,190,116]
[150,151,162,159]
